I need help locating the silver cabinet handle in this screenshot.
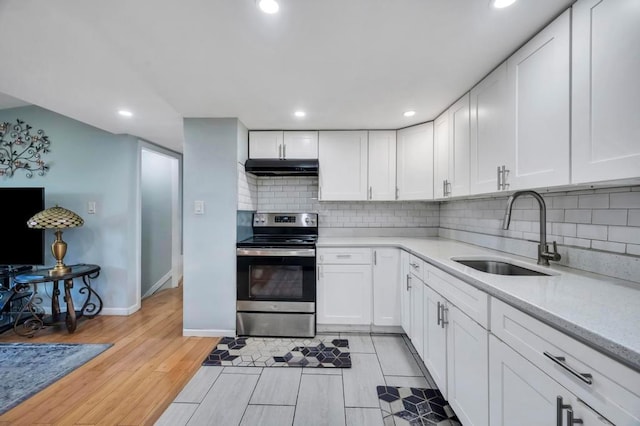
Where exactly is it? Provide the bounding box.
[279,144,283,159]
[441,305,448,328]
[502,165,510,190]
[544,352,593,385]
[557,396,571,426]
[396,187,399,200]
[443,180,446,197]
[283,143,286,158]
[369,186,372,200]
[410,262,419,269]
[437,301,442,326]
[317,266,320,281]
[406,274,411,291]
[336,254,352,258]
[373,250,377,265]
[446,181,452,196]
[497,166,502,190]
[567,409,584,425]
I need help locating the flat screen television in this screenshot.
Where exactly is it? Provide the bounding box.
[0,187,45,266]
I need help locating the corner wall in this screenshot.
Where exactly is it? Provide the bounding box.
[183,118,240,335]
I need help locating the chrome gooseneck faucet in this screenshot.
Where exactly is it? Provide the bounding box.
[502,190,561,266]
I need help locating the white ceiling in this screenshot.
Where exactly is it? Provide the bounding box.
[0,0,574,152]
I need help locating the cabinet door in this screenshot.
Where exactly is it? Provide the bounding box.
[448,94,470,197]
[446,305,489,426]
[422,285,447,396]
[433,111,449,200]
[396,123,434,200]
[372,248,400,326]
[572,0,640,183]
[319,131,368,201]
[283,131,318,159]
[508,10,570,190]
[470,62,511,194]
[317,264,372,325]
[410,277,424,358]
[249,131,284,159]
[400,251,412,336]
[368,131,397,201]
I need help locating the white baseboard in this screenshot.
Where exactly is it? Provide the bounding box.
[142,271,172,299]
[183,328,234,337]
[317,324,404,334]
[101,302,141,316]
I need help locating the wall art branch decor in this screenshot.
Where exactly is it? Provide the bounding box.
[0,119,51,178]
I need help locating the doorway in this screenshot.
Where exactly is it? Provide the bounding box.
[139,144,181,301]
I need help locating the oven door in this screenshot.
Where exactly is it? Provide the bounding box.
[237,248,316,310]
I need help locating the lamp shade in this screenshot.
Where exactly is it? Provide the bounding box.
[27,206,84,229]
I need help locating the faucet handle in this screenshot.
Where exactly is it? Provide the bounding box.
[548,241,561,262]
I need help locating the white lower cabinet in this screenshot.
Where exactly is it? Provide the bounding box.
[317,248,372,325]
[422,284,448,395]
[421,282,489,426]
[317,263,372,325]
[372,248,401,326]
[490,335,609,426]
[410,271,424,357]
[400,250,412,336]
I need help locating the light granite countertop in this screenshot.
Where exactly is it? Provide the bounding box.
[317,236,640,373]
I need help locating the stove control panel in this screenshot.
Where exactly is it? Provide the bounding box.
[253,213,318,228]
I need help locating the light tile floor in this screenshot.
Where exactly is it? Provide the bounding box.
[156,334,439,426]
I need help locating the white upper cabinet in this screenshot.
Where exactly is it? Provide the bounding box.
[249,131,318,159]
[282,131,318,159]
[448,94,471,197]
[434,94,471,199]
[433,111,450,199]
[249,131,284,159]
[470,62,511,194]
[508,10,571,190]
[572,0,640,183]
[368,131,397,201]
[319,131,368,201]
[397,122,434,200]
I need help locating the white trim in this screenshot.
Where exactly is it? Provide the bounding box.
[142,270,172,299]
[100,302,141,316]
[182,328,234,337]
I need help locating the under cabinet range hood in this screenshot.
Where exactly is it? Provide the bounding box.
[244,159,319,176]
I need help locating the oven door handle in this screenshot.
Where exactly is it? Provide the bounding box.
[236,248,316,257]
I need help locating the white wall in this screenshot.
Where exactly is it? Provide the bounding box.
[183,118,240,335]
[141,149,173,296]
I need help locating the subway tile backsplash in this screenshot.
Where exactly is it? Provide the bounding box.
[255,176,439,230]
[440,186,640,283]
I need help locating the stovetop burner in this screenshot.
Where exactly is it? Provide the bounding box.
[237,213,318,248]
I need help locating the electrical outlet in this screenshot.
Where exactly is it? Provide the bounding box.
[87,201,96,214]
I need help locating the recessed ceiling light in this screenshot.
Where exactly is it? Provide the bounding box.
[258,0,279,14]
[294,111,306,118]
[118,110,133,117]
[403,111,416,117]
[492,0,517,8]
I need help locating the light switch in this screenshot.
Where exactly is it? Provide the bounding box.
[87,201,96,214]
[194,200,205,215]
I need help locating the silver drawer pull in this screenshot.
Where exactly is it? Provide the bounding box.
[410,262,419,269]
[336,254,352,258]
[544,352,593,385]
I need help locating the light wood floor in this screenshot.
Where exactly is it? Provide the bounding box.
[0,286,220,425]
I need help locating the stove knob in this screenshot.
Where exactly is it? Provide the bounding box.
[260,218,266,223]
[305,217,310,224]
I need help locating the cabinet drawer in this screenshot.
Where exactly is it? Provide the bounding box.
[318,248,372,265]
[491,298,640,425]
[424,263,489,329]
[408,255,424,280]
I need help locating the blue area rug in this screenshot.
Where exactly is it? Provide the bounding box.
[0,343,112,415]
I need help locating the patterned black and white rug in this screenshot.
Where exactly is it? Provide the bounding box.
[202,336,351,368]
[377,386,461,426]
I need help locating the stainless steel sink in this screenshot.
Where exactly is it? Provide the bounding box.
[453,259,550,276]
